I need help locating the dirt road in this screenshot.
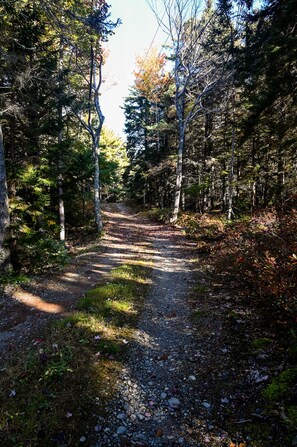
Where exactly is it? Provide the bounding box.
[0,205,281,446]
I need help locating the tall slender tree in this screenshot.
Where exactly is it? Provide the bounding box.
[149,0,223,222]
[0,125,10,271]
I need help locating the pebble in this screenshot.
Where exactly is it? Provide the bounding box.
[189,375,196,381]
[117,426,127,435]
[202,401,211,409]
[124,403,133,414]
[117,413,126,420]
[137,413,145,420]
[168,397,181,408]
[160,392,167,399]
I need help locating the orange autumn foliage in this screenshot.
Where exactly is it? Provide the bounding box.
[134,47,170,103]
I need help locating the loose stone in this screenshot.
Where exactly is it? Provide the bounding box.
[117,413,126,420]
[117,426,127,435]
[168,397,181,408]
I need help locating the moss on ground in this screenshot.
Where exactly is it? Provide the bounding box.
[263,368,297,401]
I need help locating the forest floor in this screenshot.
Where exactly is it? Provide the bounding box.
[0,204,148,358]
[0,204,294,447]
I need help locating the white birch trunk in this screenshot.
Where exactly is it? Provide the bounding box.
[93,142,102,232]
[0,126,10,271]
[58,40,65,242]
[170,133,185,222]
[227,120,235,221]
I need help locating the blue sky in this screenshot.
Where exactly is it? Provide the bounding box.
[101,0,166,139]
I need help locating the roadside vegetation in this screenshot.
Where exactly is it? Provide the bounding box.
[0,261,152,446]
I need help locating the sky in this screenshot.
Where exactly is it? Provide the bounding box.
[100,0,167,139]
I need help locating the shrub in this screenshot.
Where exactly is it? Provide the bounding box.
[209,209,297,323]
[13,231,69,274]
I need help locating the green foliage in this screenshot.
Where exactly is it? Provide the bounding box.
[144,207,171,223]
[0,271,29,287]
[185,181,211,196]
[287,405,297,428]
[14,231,69,273]
[177,213,225,241]
[1,0,122,272]
[123,0,297,217]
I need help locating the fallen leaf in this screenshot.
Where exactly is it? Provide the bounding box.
[156,428,164,437]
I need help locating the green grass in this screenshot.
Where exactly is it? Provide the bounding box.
[0,261,152,447]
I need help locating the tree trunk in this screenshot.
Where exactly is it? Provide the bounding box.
[170,132,185,223]
[0,126,10,271]
[58,40,66,242]
[93,143,102,232]
[82,184,86,219]
[58,127,65,242]
[276,143,284,205]
[227,121,235,220]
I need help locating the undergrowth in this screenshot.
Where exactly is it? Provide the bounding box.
[208,209,297,326]
[179,207,297,444]
[0,261,152,446]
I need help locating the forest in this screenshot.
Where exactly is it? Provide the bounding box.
[0,0,296,446]
[0,0,296,274]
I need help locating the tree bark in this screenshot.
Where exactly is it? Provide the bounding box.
[227,117,235,220]
[91,43,104,232]
[0,126,10,271]
[58,39,66,242]
[58,173,65,241]
[93,143,102,232]
[170,132,185,222]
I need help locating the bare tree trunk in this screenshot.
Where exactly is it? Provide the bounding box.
[76,42,104,232]
[0,126,10,271]
[58,137,65,242]
[226,12,236,221]
[58,40,66,242]
[91,43,104,232]
[277,143,284,206]
[93,142,102,231]
[227,116,235,220]
[170,132,185,222]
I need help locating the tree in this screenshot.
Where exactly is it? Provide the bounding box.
[0,0,121,273]
[149,0,223,222]
[0,125,10,271]
[66,3,119,231]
